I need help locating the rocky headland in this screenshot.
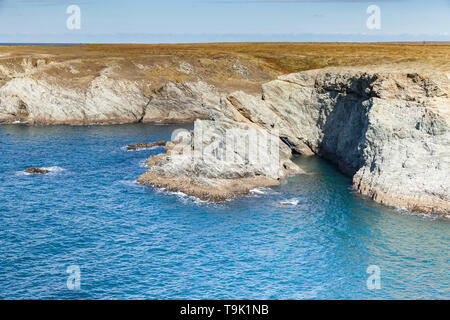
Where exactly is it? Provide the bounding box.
[1,44,449,215]
[137,68,450,215]
[224,69,449,215]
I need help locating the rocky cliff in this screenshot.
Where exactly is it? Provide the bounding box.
[138,68,450,215]
[137,119,302,201]
[218,69,450,215]
[0,76,221,124]
[0,55,448,215]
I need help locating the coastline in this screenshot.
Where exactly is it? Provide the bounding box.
[0,43,449,216]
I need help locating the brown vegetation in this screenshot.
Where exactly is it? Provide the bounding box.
[0,42,449,94]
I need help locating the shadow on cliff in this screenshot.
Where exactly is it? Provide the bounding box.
[314,89,374,177]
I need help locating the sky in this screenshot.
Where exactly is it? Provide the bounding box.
[0,0,449,43]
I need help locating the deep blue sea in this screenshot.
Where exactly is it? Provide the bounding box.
[0,123,448,300]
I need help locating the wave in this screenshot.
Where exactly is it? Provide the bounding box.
[250,187,269,195]
[16,166,65,176]
[154,187,211,205]
[117,179,140,187]
[279,198,301,206]
[41,166,65,173]
[395,207,442,220]
[249,187,279,196]
[139,159,149,168]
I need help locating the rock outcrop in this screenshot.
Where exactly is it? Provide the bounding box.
[0,76,149,124]
[138,119,303,201]
[25,168,49,174]
[204,68,449,214]
[0,77,222,125]
[127,141,166,151]
[142,81,222,123]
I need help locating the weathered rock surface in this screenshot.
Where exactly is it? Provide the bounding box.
[0,76,222,124]
[142,81,223,123]
[0,76,149,124]
[127,140,166,151]
[137,119,303,201]
[219,68,450,215]
[25,168,49,174]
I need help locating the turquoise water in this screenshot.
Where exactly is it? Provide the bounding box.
[0,123,448,300]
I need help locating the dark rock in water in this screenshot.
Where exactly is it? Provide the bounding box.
[25,168,50,174]
[127,141,166,151]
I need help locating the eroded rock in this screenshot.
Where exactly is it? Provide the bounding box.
[126,140,166,151]
[139,67,450,214]
[25,168,49,175]
[223,68,450,215]
[0,76,148,124]
[142,81,223,123]
[138,119,303,201]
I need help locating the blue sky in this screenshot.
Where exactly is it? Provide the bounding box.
[0,0,449,43]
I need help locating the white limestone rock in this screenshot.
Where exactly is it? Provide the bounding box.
[226,69,450,215]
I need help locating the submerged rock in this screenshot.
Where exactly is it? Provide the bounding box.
[127,140,166,151]
[25,168,49,174]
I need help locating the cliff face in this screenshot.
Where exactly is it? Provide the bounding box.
[0,76,148,124]
[142,81,222,123]
[213,69,450,214]
[0,77,222,125]
[137,119,302,201]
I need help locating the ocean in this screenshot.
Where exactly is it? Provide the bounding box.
[0,123,448,299]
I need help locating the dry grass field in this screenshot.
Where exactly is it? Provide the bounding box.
[0,42,449,94]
